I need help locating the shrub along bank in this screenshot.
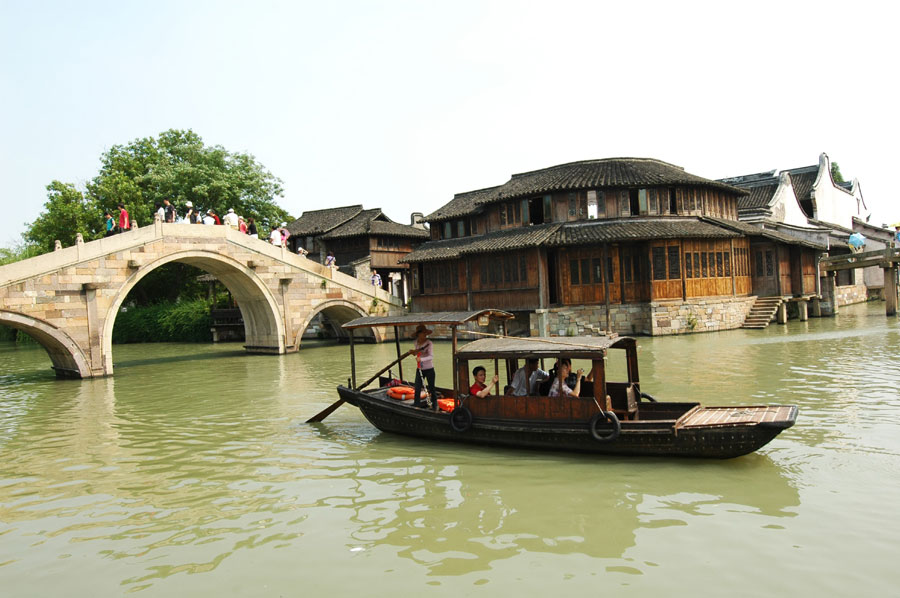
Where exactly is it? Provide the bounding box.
[112,299,213,344]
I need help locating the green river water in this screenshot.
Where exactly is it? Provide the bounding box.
[1,302,899,596]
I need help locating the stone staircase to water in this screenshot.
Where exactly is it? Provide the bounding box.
[741,296,783,329]
[570,313,606,336]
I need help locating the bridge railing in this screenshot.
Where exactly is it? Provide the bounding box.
[819,246,900,272]
[0,223,402,306]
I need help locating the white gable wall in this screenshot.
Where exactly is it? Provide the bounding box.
[772,171,814,228]
[811,153,869,229]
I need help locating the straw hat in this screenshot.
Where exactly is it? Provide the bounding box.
[411,324,433,338]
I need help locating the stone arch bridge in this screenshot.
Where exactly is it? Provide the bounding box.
[0,221,405,378]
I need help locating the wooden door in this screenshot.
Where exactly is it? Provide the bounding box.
[620,245,649,302]
[751,243,778,296]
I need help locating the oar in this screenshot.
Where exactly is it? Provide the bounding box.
[306,352,412,423]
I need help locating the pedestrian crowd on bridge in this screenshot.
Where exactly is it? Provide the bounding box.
[106,201,261,238]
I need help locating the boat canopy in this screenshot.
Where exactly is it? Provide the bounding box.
[456,336,635,360]
[342,310,514,330]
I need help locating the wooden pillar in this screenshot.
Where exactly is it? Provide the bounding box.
[603,244,611,332]
[775,245,783,296]
[537,249,549,309]
[465,258,473,311]
[885,266,898,316]
[798,300,809,322]
[730,239,737,296]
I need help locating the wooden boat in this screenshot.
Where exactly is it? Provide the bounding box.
[331,310,797,459]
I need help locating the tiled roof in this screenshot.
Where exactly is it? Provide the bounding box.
[426,158,747,223]
[405,218,753,262]
[402,223,561,263]
[547,218,740,246]
[785,166,817,203]
[735,181,779,210]
[808,218,854,235]
[286,205,363,236]
[701,217,827,250]
[426,186,500,223]
[718,170,777,186]
[498,158,747,200]
[320,209,429,240]
[318,209,381,239]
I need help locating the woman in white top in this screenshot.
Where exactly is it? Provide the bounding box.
[548,358,584,398]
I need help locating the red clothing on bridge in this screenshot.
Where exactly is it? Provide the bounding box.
[118,207,130,231]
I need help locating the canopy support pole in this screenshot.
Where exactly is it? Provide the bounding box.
[394,325,403,381]
[349,329,356,389]
[452,325,459,407]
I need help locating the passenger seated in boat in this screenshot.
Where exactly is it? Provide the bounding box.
[509,357,549,396]
[548,359,584,398]
[469,366,499,398]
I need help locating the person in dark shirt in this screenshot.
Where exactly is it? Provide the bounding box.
[163,199,176,223]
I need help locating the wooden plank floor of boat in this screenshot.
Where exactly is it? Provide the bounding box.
[678,405,794,428]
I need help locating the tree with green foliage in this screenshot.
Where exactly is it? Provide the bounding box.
[86,129,289,233]
[22,129,290,253]
[831,161,845,184]
[23,181,99,251]
[0,241,42,266]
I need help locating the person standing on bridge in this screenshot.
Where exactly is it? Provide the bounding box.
[269,225,283,246]
[279,222,291,247]
[247,217,258,237]
[185,201,199,224]
[224,208,239,229]
[104,212,115,237]
[164,199,176,223]
[370,270,382,288]
[117,204,130,232]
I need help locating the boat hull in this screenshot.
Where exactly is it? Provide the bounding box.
[337,386,796,459]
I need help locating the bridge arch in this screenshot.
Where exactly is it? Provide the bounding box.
[101,250,286,375]
[0,310,93,378]
[293,299,383,349]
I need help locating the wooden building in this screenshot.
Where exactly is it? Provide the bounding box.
[286,205,428,299]
[405,158,824,336]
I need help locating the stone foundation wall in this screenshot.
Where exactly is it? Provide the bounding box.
[529,296,755,337]
[530,305,650,337]
[649,296,755,335]
[835,284,868,307]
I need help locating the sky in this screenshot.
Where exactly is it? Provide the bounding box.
[2,0,898,247]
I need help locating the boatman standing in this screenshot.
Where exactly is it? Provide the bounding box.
[409,324,437,410]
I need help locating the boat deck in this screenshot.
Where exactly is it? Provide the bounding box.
[678,405,796,429]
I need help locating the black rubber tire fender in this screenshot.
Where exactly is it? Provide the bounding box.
[450,406,473,433]
[639,391,658,403]
[589,411,621,442]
